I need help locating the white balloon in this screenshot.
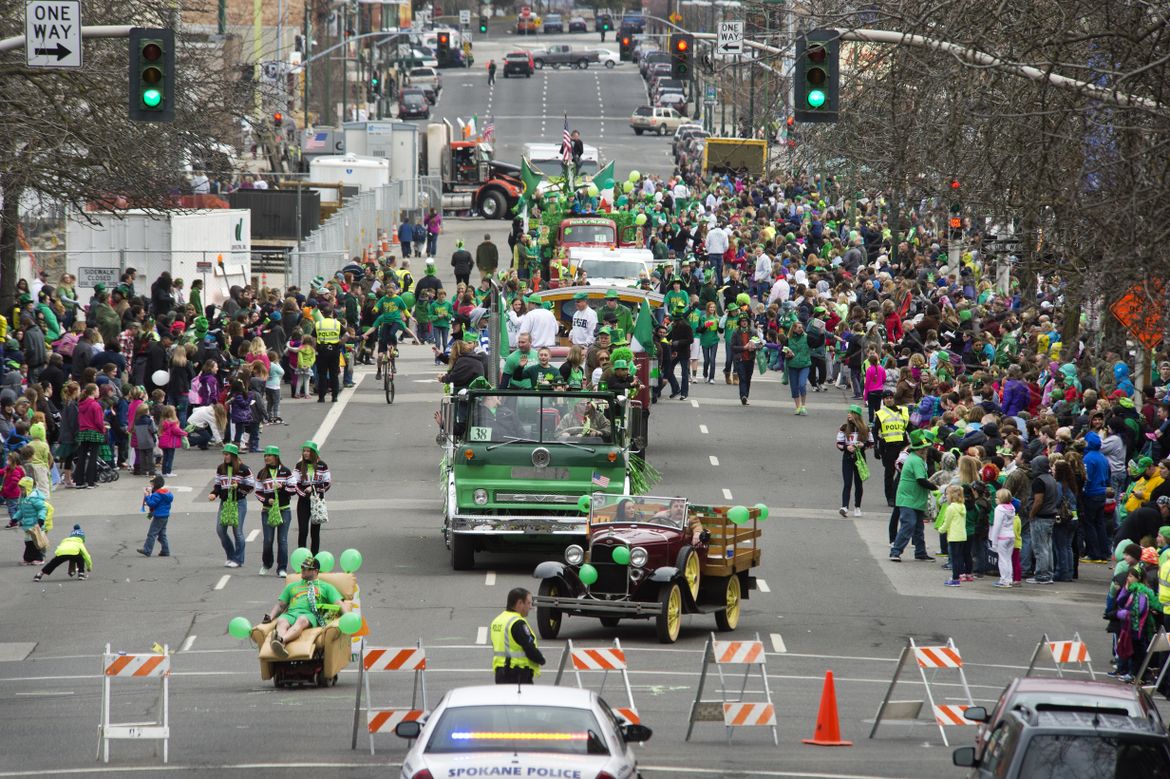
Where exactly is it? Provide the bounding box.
[151,370,170,387]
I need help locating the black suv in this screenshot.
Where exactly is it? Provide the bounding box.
[953,707,1170,778]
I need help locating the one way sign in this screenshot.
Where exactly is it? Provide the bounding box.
[717,20,743,56]
[26,0,82,69]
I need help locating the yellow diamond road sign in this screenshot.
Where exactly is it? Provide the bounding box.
[669,12,682,23]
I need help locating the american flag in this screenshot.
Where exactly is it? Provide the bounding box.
[561,114,572,164]
[591,471,610,488]
[482,115,495,142]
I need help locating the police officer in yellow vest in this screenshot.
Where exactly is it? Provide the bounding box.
[491,587,546,684]
[874,389,910,507]
[315,303,344,403]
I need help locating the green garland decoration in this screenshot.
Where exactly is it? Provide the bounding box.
[627,453,660,495]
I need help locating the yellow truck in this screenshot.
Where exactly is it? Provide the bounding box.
[702,137,768,177]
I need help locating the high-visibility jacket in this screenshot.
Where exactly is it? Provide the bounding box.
[316,318,341,345]
[875,405,909,444]
[490,610,540,675]
[1159,554,1170,609]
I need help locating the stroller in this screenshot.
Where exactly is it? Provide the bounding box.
[95,442,120,483]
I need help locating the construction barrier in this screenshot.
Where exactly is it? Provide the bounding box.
[869,637,974,746]
[553,639,640,725]
[1025,632,1095,680]
[96,644,171,763]
[350,640,428,754]
[686,633,778,745]
[1137,628,1170,694]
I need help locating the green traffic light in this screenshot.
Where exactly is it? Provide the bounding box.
[142,88,162,108]
[807,89,826,108]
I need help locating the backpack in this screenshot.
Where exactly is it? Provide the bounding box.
[806,326,825,349]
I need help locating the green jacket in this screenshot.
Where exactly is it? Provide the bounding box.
[784,332,811,369]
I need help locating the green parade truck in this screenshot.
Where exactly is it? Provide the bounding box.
[437,387,649,570]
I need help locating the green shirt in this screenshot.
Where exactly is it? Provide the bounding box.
[699,314,721,347]
[503,348,534,376]
[524,363,560,388]
[374,294,406,323]
[279,579,343,619]
[663,290,689,313]
[431,300,453,328]
[413,299,432,324]
[895,452,930,510]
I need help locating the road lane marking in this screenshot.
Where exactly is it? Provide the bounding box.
[310,373,366,448]
[246,528,259,542]
[757,579,771,593]
[709,455,719,466]
[214,575,230,591]
[180,636,196,652]
[475,626,488,645]
[690,398,699,408]
[770,633,787,653]
[484,571,496,586]
[699,424,708,434]
[722,488,733,500]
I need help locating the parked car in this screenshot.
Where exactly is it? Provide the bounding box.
[629,105,687,136]
[543,13,564,33]
[408,66,442,94]
[656,92,687,115]
[410,48,438,68]
[502,50,534,78]
[398,91,430,119]
[569,16,588,33]
[533,44,599,70]
[640,51,669,79]
[953,707,1170,778]
[594,48,620,68]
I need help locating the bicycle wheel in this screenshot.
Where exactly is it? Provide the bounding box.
[385,358,395,404]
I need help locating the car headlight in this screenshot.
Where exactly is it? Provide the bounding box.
[473,488,489,505]
[565,545,585,566]
[630,547,648,568]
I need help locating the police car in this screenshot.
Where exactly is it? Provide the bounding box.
[396,685,650,779]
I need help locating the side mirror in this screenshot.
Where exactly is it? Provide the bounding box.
[952,746,977,768]
[621,723,652,743]
[964,706,989,723]
[395,720,422,739]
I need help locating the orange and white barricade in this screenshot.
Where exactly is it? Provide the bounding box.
[97,644,171,763]
[686,633,778,745]
[1025,632,1095,680]
[1137,628,1170,694]
[554,639,640,725]
[869,637,974,746]
[350,641,428,754]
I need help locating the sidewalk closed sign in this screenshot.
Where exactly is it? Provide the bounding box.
[78,267,120,288]
[717,21,743,56]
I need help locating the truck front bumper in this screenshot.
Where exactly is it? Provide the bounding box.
[532,594,663,617]
[448,513,587,536]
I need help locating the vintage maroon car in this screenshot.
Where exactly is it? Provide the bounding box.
[531,494,762,643]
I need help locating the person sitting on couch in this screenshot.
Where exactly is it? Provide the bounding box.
[261,556,351,657]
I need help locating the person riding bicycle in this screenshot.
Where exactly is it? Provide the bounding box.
[363,289,416,379]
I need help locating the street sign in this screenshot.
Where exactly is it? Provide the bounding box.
[705,84,716,101]
[669,12,682,24]
[195,261,213,272]
[459,9,470,25]
[25,0,82,69]
[1110,280,1166,351]
[717,20,743,56]
[397,43,412,59]
[77,266,119,288]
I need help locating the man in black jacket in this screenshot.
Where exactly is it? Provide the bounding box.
[450,241,474,287]
[664,310,694,400]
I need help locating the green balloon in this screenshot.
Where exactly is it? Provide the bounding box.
[622,181,633,193]
[228,616,252,639]
[628,170,641,182]
[315,550,335,573]
[401,291,416,310]
[340,548,363,573]
[289,547,311,570]
[579,563,598,586]
[728,505,750,525]
[611,546,631,565]
[754,503,770,521]
[587,184,599,198]
[338,612,362,635]
[634,213,647,226]
[577,495,592,513]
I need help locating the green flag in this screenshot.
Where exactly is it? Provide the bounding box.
[520,157,545,204]
[632,298,655,354]
[592,160,616,205]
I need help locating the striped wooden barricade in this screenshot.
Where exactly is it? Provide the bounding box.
[1025,632,1095,680]
[869,637,975,746]
[96,644,171,763]
[686,633,778,745]
[350,640,428,754]
[1137,628,1170,695]
[554,639,640,725]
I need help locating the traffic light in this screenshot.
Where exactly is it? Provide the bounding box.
[128,27,175,122]
[436,31,450,64]
[793,29,839,123]
[669,33,694,80]
[370,71,381,96]
[948,179,962,241]
[273,111,283,127]
[619,34,632,61]
[479,15,488,34]
[785,116,796,148]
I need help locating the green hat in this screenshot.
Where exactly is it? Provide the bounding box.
[572,291,588,300]
[605,289,619,299]
[222,443,240,455]
[813,306,826,314]
[18,293,31,304]
[736,293,751,307]
[959,309,972,321]
[1159,525,1170,540]
[468,376,492,390]
[1119,397,1135,409]
[526,294,541,304]
[612,359,629,370]
[301,441,320,455]
[264,445,281,457]
[463,329,479,343]
[312,275,326,289]
[908,430,931,450]
[1139,456,1154,469]
[849,404,864,417]
[598,327,612,336]
[94,283,106,293]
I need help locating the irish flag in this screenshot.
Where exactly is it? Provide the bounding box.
[593,160,616,207]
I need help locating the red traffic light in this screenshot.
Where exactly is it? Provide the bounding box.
[273,112,283,126]
[786,116,794,127]
[621,36,630,45]
[807,44,826,64]
[438,33,449,45]
[949,216,962,229]
[950,178,961,190]
[674,38,688,52]
[142,42,162,62]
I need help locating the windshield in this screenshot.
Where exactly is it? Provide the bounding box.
[465,393,617,445]
[1018,734,1170,778]
[578,259,647,280]
[590,494,688,530]
[425,705,608,756]
[562,223,616,245]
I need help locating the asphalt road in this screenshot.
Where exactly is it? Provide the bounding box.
[0,68,1152,779]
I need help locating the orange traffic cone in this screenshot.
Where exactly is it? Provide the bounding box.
[802,670,852,746]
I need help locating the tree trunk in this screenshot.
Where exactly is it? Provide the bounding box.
[0,178,20,318]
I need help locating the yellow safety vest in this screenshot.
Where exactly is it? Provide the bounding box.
[316,317,341,345]
[1159,556,1170,608]
[490,610,540,675]
[875,406,909,443]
